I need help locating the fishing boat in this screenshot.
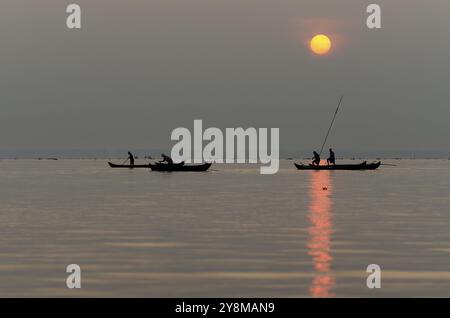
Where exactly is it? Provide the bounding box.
[294,161,381,170]
[108,162,151,168]
[149,162,212,172]
[295,95,383,171]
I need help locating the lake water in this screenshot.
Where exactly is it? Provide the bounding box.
[0,159,449,297]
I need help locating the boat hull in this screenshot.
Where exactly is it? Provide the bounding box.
[108,162,151,168]
[149,162,212,172]
[294,161,381,170]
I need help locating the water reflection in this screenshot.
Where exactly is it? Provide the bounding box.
[307,170,335,297]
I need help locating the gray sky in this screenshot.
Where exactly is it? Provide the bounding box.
[1,0,449,156]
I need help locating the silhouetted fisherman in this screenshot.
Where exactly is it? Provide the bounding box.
[128,151,135,168]
[160,153,173,165]
[327,148,335,165]
[312,151,321,166]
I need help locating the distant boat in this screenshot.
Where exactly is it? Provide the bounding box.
[294,161,381,171]
[108,162,150,168]
[150,162,212,172]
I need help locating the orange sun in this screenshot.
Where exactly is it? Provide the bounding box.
[310,34,332,55]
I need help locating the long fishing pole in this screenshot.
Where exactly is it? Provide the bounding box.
[319,95,344,156]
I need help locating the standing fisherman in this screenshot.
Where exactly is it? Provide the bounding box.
[327,148,336,165]
[128,151,135,168]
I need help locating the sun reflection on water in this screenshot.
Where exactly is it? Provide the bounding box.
[308,171,335,297]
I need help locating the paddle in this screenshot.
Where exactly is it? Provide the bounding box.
[121,158,129,165]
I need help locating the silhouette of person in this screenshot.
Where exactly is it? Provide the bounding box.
[160,153,173,165]
[312,151,321,166]
[327,148,335,165]
[128,152,135,168]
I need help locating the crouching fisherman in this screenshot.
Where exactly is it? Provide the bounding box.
[312,151,321,166]
[159,153,174,165]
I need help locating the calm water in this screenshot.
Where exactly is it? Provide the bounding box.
[0,159,449,297]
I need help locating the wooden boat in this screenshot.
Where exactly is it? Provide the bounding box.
[149,162,212,172]
[294,161,381,171]
[108,162,151,168]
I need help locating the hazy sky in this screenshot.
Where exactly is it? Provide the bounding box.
[1,0,449,156]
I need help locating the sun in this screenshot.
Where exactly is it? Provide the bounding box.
[310,34,332,55]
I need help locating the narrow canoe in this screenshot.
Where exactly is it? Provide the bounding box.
[108,162,151,168]
[149,162,212,172]
[294,161,381,171]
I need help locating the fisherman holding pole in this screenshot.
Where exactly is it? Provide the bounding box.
[313,95,343,166]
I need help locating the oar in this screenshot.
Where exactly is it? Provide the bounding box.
[121,158,129,165]
[369,161,397,166]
